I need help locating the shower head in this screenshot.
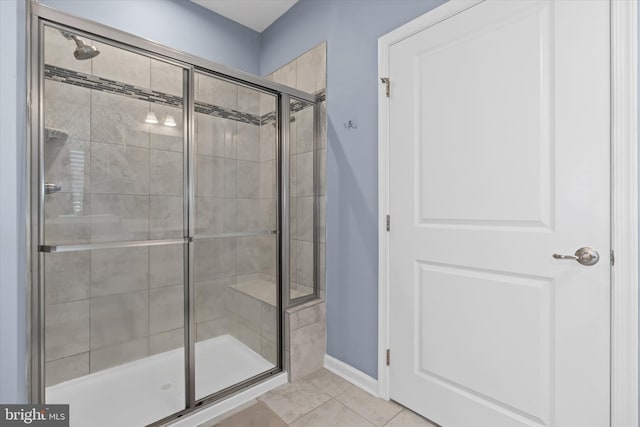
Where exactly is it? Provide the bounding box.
[60,31,100,60]
[73,42,100,60]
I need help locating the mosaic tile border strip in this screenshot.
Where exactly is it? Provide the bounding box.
[261,93,324,126]
[195,100,259,125]
[45,64,183,107]
[44,64,324,127]
[45,64,261,125]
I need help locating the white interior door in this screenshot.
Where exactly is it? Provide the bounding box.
[387,1,610,427]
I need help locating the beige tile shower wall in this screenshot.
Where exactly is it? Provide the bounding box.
[43,27,188,387]
[193,74,237,347]
[193,73,279,364]
[285,299,327,382]
[43,28,279,387]
[44,246,186,387]
[265,42,327,299]
[266,42,327,382]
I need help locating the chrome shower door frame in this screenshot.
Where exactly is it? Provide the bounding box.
[286,95,321,306]
[28,3,317,425]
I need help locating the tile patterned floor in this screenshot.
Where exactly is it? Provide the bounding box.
[199,369,438,427]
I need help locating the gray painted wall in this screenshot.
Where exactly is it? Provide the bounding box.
[0,0,28,404]
[260,0,447,378]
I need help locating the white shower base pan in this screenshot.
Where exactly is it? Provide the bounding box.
[46,335,275,427]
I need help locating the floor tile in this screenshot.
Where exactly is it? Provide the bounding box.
[289,399,375,427]
[336,385,403,426]
[385,409,439,427]
[258,380,331,423]
[307,368,351,397]
[197,400,257,427]
[209,401,286,427]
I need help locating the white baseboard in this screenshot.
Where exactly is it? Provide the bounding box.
[169,373,288,426]
[324,354,379,397]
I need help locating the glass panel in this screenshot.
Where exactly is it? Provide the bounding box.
[43,25,184,245]
[43,245,186,426]
[193,72,278,400]
[290,98,315,300]
[42,25,187,426]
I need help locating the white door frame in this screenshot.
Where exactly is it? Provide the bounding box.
[377,1,638,426]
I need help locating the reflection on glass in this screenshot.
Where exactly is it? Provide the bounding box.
[42,25,184,245]
[193,72,279,400]
[290,98,315,300]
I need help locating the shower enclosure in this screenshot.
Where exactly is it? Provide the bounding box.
[29,5,319,427]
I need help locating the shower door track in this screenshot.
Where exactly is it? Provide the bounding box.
[27,3,317,426]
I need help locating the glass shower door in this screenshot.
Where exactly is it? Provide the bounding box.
[288,97,316,301]
[193,72,279,400]
[41,24,187,426]
[37,18,291,426]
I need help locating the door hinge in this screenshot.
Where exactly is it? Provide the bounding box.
[386,349,390,366]
[386,214,390,232]
[610,249,615,266]
[380,77,390,97]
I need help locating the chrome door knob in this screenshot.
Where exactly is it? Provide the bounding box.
[552,247,600,266]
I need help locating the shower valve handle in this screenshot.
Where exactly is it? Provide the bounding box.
[44,183,62,194]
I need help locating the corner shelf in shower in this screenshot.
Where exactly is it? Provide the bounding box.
[229,278,278,307]
[44,127,68,144]
[229,278,307,306]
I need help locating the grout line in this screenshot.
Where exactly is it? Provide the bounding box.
[382,409,404,426]
[336,398,378,427]
[272,381,331,425]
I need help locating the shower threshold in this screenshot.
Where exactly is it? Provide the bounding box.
[46,335,274,427]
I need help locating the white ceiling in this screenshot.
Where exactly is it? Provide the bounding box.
[191,0,299,33]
